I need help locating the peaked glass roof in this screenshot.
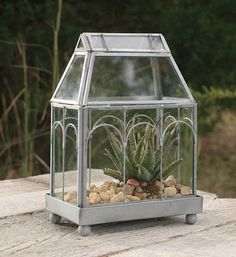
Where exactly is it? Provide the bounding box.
[76,33,169,52]
[51,33,194,105]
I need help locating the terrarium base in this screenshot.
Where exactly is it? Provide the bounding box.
[186,213,197,224]
[45,193,203,228]
[78,225,91,236]
[49,213,61,224]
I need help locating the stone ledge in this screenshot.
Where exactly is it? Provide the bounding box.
[0,174,236,257]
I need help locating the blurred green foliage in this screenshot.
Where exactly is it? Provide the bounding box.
[0,0,235,179]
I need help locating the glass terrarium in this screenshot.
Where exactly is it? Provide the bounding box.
[46,33,203,236]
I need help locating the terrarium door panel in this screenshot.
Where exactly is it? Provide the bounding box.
[161,107,196,198]
[86,106,195,206]
[86,109,125,205]
[51,106,78,205]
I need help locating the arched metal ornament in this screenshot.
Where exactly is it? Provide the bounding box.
[46,33,203,234]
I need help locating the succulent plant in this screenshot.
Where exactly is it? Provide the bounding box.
[103,114,182,182]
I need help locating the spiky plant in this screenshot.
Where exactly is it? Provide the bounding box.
[103,114,182,182]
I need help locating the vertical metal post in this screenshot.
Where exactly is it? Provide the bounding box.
[77,107,82,206]
[50,106,54,196]
[77,108,81,206]
[156,108,161,150]
[192,106,197,196]
[75,108,79,206]
[123,108,127,203]
[159,106,164,199]
[83,108,88,207]
[62,107,66,201]
[177,107,181,184]
[78,107,88,207]
[153,57,163,150]
[88,110,92,188]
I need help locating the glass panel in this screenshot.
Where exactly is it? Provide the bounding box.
[124,108,163,202]
[161,107,193,198]
[77,39,84,49]
[63,108,78,205]
[85,106,193,206]
[52,107,78,204]
[88,56,189,102]
[178,107,194,196]
[55,56,84,100]
[86,109,124,206]
[89,35,165,51]
[158,58,187,99]
[52,108,63,199]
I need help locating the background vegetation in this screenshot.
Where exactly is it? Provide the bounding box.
[0,0,235,197]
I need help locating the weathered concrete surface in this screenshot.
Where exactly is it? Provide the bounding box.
[0,174,236,257]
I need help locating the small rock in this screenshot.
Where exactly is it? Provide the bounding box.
[88,192,101,205]
[110,192,124,202]
[154,181,164,192]
[176,193,181,197]
[135,186,143,193]
[175,184,182,193]
[115,187,123,194]
[64,191,77,202]
[124,184,135,195]
[119,181,124,187]
[106,190,115,198]
[104,180,116,187]
[141,192,147,199]
[134,192,146,200]
[152,194,159,199]
[109,186,116,194]
[164,186,177,197]
[180,186,192,196]
[90,186,100,194]
[146,183,157,193]
[70,197,77,204]
[127,179,140,187]
[141,182,147,187]
[99,184,109,192]
[127,195,141,201]
[99,191,111,202]
[164,175,176,187]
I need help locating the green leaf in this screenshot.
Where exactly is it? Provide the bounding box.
[105,127,123,167]
[163,159,182,175]
[104,148,122,173]
[104,168,123,181]
[142,140,155,172]
[137,165,153,182]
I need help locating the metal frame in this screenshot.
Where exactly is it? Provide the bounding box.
[46,193,203,226]
[47,33,203,230]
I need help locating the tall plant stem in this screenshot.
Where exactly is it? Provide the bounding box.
[52,0,63,92]
[17,38,30,176]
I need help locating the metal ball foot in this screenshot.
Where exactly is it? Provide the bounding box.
[78,225,91,236]
[49,213,61,224]
[186,214,197,225]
